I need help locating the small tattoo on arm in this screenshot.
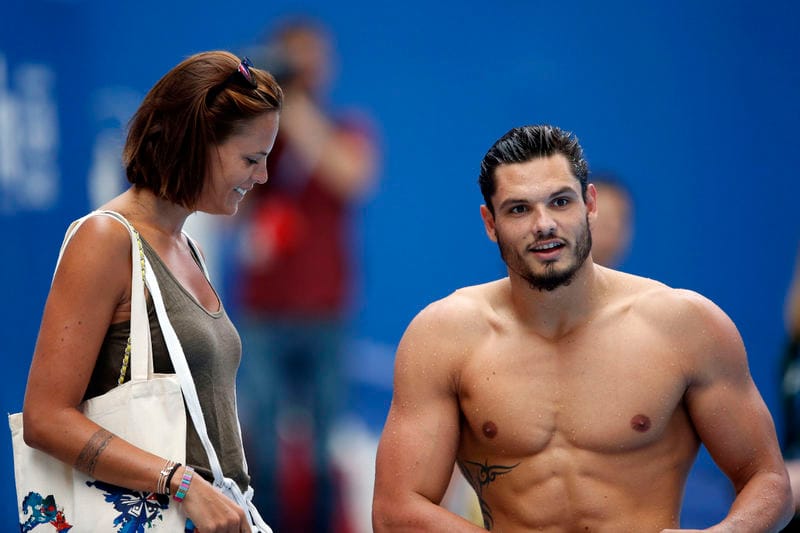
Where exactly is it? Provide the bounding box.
[74,429,113,476]
[457,458,519,530]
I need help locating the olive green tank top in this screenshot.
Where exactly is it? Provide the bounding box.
[84,235,249,491]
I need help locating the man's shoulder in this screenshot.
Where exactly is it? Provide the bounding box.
[603,268,711,312]
[435,278,506,315]
[608,272,739,348]
[407,279,506,338]
[599,273,746,378]
[631,282,719,322]
[393,281,506,378]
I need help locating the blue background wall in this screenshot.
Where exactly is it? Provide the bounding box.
[1,0,798,527]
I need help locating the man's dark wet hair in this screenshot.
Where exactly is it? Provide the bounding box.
[478,125,589,214]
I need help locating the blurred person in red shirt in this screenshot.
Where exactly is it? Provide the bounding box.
[232,17,378,533]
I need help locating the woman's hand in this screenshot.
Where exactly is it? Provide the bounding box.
[179,473,249,533]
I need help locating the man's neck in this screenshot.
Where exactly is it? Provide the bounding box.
[507,261,604,340]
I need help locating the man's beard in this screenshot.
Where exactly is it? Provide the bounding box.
[497,216,593,292]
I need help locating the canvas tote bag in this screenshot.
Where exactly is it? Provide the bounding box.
[9,211,188,531]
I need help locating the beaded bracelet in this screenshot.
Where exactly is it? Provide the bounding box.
[173,465,195,502]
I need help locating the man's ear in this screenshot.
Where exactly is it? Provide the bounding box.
[480,204,498,243]
[586,183,598,226]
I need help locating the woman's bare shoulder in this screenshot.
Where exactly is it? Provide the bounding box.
[52,212,135,293]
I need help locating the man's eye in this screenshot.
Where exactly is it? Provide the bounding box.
[553,198,569,207]
[509,205,527,214]
[245,157,258,165]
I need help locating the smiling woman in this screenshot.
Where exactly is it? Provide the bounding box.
[123,52,281,211]
[201,111,279,216]
[14,50,282,532]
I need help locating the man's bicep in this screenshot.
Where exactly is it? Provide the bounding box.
[690,376,783,486]
[375,325,463,506]
[686,317,784,489]
[375,394,461,504]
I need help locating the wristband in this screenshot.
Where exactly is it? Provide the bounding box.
[173,465,195,502]
[164,462,182,496]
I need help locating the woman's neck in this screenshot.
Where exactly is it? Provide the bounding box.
[104,186,190,240]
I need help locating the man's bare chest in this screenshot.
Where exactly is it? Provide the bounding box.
[456,328,689,458]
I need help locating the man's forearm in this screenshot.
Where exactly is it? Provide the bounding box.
[715,470,793,533]
[373,493,487,533]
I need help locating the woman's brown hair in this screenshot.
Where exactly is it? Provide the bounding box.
[123,51,283,208]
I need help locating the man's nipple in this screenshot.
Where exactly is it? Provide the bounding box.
[630,414,651,432]
[482,421,498,439]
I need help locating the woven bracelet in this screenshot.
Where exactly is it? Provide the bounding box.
[173,465,195,502]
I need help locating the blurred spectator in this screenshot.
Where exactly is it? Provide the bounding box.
[589,172,634,268]
[232,17,378,533]
[786,246,800,346]
[780,245,800,528]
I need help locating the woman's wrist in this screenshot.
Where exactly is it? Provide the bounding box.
[172,465,195,502]
[163,462,182,496]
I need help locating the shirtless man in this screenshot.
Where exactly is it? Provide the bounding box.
[372,125,792,532]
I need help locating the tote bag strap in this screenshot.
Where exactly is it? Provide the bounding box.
[146,234,261,526]
[142,257,227,483]
[89,211,213,449]
[97,211,152,381]
[183,231,252,478]
[53,210,153,381]
[183,232,255,473]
